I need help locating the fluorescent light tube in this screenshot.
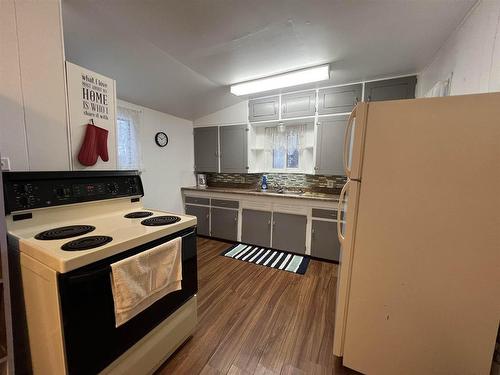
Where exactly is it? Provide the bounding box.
[230,64,330,96]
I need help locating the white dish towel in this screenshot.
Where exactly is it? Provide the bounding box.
[110,237,183,327]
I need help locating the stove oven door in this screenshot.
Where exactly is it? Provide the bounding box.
[58,228,197,375]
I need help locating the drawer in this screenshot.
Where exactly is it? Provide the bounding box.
[211,199,239,209]
[185,196,210,205]
[312,208,338,220]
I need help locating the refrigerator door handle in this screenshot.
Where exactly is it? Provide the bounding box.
[343,107,357,178]
[337,179,350,243]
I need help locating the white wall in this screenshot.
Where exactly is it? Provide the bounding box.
[0,0,70,171]
[193,101,248,127]
[118,100,195,213]
[418,0,500,96]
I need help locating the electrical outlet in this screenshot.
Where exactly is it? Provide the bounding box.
[327,180,334,188]
[1,157,11,171]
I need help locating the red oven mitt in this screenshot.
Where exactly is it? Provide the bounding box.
[78,123,109,166]
[78,124,99,166]
[96,125,109,162]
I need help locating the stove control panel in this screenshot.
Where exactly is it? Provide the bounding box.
[3,171,144,214]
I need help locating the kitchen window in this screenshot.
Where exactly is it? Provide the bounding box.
[116,106,142,170]
[266,124,305,171]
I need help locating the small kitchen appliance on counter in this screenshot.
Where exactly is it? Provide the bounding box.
[196,173,207,188]
[4,170,198,375]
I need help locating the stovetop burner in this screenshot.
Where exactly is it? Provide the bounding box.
[141,215,181,226]
[61,236,113,251]
[124,211,154,219]
[35,225,96,240]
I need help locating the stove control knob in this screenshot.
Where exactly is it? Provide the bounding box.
[18,196,29,207]
[107,183,118,194]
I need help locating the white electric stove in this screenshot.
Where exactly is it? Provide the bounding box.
[3,171,198,375]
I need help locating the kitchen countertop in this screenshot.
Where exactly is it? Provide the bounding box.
[181,186,341,202]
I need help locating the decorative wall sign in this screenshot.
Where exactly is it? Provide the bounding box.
[155,132,168,147]
[66,61,117,170]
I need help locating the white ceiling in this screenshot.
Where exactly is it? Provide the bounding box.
[62,0,475,120]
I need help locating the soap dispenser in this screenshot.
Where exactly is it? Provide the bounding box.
[261,175,268,191]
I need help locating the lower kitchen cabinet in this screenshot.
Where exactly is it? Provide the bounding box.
[185,204,210,236]
[311,220,340,261]
[241,209,272,247]
[211,207,238,241]
[272,212,307,254]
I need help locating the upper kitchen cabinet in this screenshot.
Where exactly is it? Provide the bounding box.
[220,125,249,173]
[315,115,348,175]
[318,84,362,115]
[1,0,70,170]
[248,96,279,122]
[194,126,219,172]
[364,76,417,102]
[281,90,316,119]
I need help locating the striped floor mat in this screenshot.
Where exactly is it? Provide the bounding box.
[221,243,310,275]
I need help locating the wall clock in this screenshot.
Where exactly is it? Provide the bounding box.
[155,132,168,147]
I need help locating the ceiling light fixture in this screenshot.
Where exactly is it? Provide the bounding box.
[230,64,330,96]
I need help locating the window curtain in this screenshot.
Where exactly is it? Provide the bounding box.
[265,124,307,170]
[116,106,142,170]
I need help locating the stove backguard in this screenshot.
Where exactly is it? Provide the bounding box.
[2,170,143,214]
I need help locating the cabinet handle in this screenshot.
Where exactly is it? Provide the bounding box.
[267,220,271,226]
[311,228,315,239]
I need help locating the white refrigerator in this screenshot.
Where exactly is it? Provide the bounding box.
[333,93,500,375]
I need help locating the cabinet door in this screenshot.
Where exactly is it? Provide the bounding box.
[185,204,210,236]
[272,212,307,254]
[315,115,348,175]
[311,220,340,261]
[318,84,362,115]
[220,125,248,173]
[281,90,316,118]
[194,126,219,172]
[364,76,417,102]
[241,209,272,248]
[211,208,238,241]
[248,96,279,122]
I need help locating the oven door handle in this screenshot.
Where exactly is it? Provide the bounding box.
[63,229,195,282]
[64,264,112,283]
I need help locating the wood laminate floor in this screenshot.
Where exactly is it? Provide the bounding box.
[157,237,359,375]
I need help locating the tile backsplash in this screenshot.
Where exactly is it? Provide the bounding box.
[204,173,347,194]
